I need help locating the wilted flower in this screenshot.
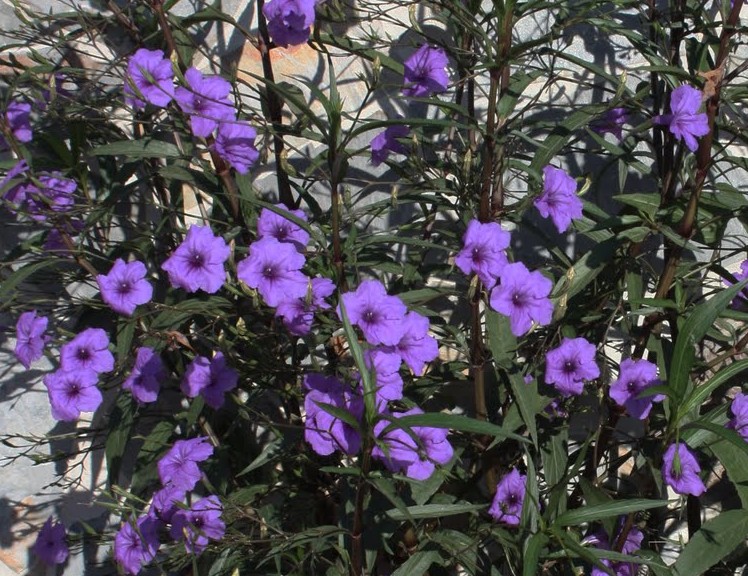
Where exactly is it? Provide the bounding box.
[122,347,166,404]
[170,495,225,555]
[44,368,102,421]
[60,327,114,374]
[263,0,316,48]
[339,280,407,346]
[32,517,68,566]
[371,125,409,166]
[652,85,709,153]
[275,276,334,336]
[304,373,363,456]
[609,358,663,420]
[124,48,174,109]
[113,514,160,575]
[662,442,706,496]
[488,468,527,527]
[402,45,449,97]
[97,258,153,316]
[174,68,235,138]
[14,310,50,369]
[727,392,748,441]
[1,100,32,147]
[489,262,553,337]
[256,204,310,249]
[454,219,510,288]
[544,337,599,397]
[157,436,214,492]
[535,165,583,233]
[181,352,238,409]
[592,107,629,140]
[162,225,230,294]
[213,121,259,174]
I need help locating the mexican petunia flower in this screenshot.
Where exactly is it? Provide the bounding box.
[304,373,363,456]
[14,310,50,369]
[157,436,214,492]
[371,125,409,166]
[609,358,664,420]
[392,311,439,376]
[149,484,184,523]
[592,107,629,140]
[60,328,114,373]
[275,276,334,336]
[662,442,706,496]
[535,165,583,233]
[488,468,527,527]
[1,100,32,147]
[170,495,225,555]
[24,173,77,221]
[339,279,407,346]
[489,262,553,337]
[97,258,153,316]
[0,159,29,208]
[402,45,449,98]
[213,121,259,174]
[237,236,309,307]
[652,84,709,153]
[372,407,454,480]
[263,0,316,48]
[256,204,310,249]
[122,347,166,404]
[454,219,510,287]
[124,48,175,110]
[587,524,644,576]
[44,368,102,421]
[181,352,238,409]
[33,517,69,566]
[723,259,748,310]
[174,67,235,138]
[113,514,160,575]
[544,337,599,397]
[727,392,748,441]
[162,225,230,294]
[364,348,403,404]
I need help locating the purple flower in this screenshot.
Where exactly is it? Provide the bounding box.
[364,348,403,404]
[392,311,438,375]
[535,166,583,233]
[372,407,454,480]
[489,262,553,337]
[339,280,407,346]
[544,337,599,397]
[14,310,49,369]
[402,45,449,98]
[181,352,238,409]
[162,225,230,294]
[113,514,160,575]
[44,219,84,254]
[213,121,259,174]
[174,68,235,138]
[44,368,102,421]
[158,436,214,492]
[0,159,29,208]
[653,85,709,153]
[122,347,166,404]
[97,258,153,316]
[587,525,644,576]
[124,48,175,110]
[32,517,68,566]
[256,204,310,249]
[609,358,664,420]
[723,259,748,310]
[488,468,527,527]
[727,392,748,441]
[170,495,225,555]
[371,125,409,166]
[60,327,114,373]
[592,107,629,140]
[1,100,32,147]
[662,442,706,496]
[275,276,334,335]
[237,236,309,307]
[149,484,184,523]
[304,373,363,456]
[263,0,316,48]
[454,219,510,287]
[24,173,77,221]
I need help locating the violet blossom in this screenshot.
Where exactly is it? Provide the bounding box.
[727,392,748,441]
[454,219,510,287]
[339,279,407,346]
[488,468,527,527]
[170,495,225,555]
[371,125,409,166]
[364,348,404,404]
[592,107,629,140]
[609,358,664,420]
[113,514,160,575]
[0,159,29,208]
[723,259,748,310]
[60,327,114,374]
[304,373,363,456]
[662,442,706,496]
[157,436,214,492]
[123,48,175,110]
[14,310,50,369]
[652,84,709,153]
[1,100,32,148]
[535,165,583,233]
[174,67,235,138]
[263,0,316,48]
[275,276,334,336]
[181,352,238,409]
[97,258,153,316]
[587,524,644,576]
[392,311,438,375]
[544,337,599,397]
[149,484,184,523]
[122,347,166,404]
[402,45,449,98]
[162,224,230,294]
[24,173,77,221]
[256,204,310,249]
[44,368,102,421]
[213,121,259,174]
[32,517,68,566]
[489,262,553,337]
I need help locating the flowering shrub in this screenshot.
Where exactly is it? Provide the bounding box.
[1,0,747,575]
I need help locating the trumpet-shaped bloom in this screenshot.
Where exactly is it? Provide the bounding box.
[213,121,259,174]
[587,524,644,576]
[263,0,316,48]
[544,337,599,397]
[157,436,214,492]
[304,373,363,456]
[170,495,225,555]
[181,352,238,409]
[174,68,235,138]
[662,442,705,496]
[727,393,748,441]
[488,468,527,527]
[592,107,629,140]
[44,368,102,421]
[124,48,174,109]
[392,311,438,375]
[402,45,449,97]
[1,100,32,147]
[114,515,160,575]
[454,219,510,287]
[33,517,69,565]
[275,276,334,336]
[371,125,409,166]
[122,347,166,404]
[162,225,230,294]
[339,280,407,346]
[364,348,403,404]
[609,358,664,420]
[489,262,553,337]
[23,173,77,221]
[237,236,309,307]
[97,259,153,316]
[60,328,114,373]
[257,204,309,249]
[653,85,709,153]
[535,165,583,233]
[14,310,49,369]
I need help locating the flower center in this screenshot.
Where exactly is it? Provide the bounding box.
[471,246,483,263]
[117,281,131,295]
[563,360,577,374]
[190,251,204,269]
[77,348,91,361]
[263,265,277,280]
[512,292,525,307]
[275,225,288,240]
[363,309,377,323]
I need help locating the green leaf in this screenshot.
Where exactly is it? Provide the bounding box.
[384,503,484,521]
[710,439,748,507]
[555,499,666,526]
[683,420,748,459]
[678,358,748,421]
[105,394,136,485]
[529,106,606,172]
[391,550,441,576]
[379,413,528,444]
[672,509,748,576]
[553,237,622,303]
[0,259,61,303]
[90,139,183,159]
[485,309,517,369]
[523,532,549,576]
[507,370,539,446]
